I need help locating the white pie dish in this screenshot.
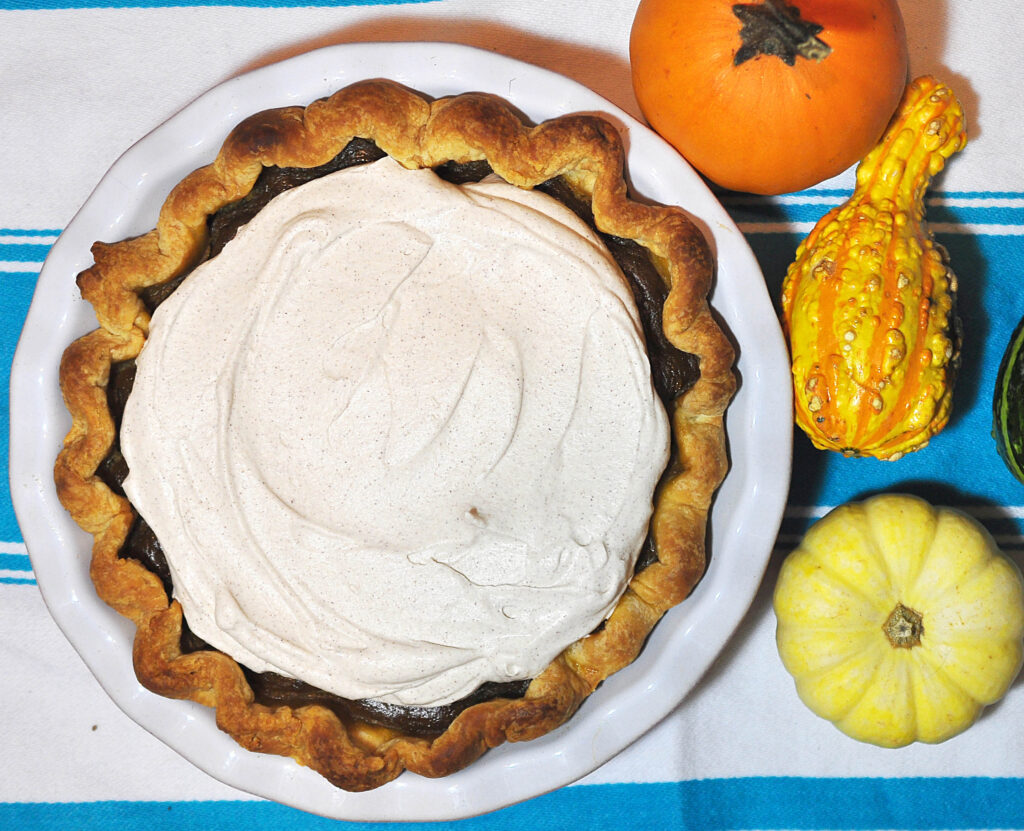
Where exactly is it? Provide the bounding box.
[9,41,791,821]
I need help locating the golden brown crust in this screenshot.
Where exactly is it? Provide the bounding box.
[55,79,735,791]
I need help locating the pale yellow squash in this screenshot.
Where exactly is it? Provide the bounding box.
[774,494,1024,746]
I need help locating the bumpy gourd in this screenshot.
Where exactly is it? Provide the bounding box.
[774,494,1024,747]
[781,76,966,459]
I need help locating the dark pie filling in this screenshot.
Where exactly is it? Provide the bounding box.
[99,138,700,738]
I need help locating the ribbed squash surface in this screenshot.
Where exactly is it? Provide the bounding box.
[781,76,966,459]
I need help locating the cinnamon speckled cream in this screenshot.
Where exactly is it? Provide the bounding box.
[120,157,669,707]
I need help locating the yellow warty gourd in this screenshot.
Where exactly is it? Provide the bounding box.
[774,494,1024,747]
[781,76,966,459]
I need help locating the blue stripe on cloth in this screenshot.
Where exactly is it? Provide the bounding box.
[1,269,39,545]
[734,218,1024,545]
[934,191,1024,200]
[0,576,35,584]
[2,778,1024,829]
[725,197,1024,229]
[720,189,1024,200]
[0,229,61,237]
[0,243,52,263]
[3,0,433,8]
[0,553,31,571]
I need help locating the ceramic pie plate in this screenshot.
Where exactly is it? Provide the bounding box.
[9,42,792,821]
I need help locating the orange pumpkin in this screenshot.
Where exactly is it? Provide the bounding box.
[629,0,909,195]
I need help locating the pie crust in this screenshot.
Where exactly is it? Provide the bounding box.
[54,79,736,791]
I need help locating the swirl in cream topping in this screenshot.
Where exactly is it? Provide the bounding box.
[120,157,670,707]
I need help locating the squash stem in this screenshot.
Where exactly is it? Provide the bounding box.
[884,602,924,648]
[732,0,831,67]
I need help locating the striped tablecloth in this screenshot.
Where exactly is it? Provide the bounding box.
[5,0,1024,828]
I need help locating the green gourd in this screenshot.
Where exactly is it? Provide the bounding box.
[994,315,1024,483]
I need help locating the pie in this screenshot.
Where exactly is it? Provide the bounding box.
[54,78,735,791]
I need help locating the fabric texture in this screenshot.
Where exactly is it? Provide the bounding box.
[3,0,1024,827]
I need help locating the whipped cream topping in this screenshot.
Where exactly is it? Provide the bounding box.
[120,157,670,707]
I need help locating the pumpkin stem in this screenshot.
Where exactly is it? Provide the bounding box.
[884,602,924,648]
[732,0,832,67]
